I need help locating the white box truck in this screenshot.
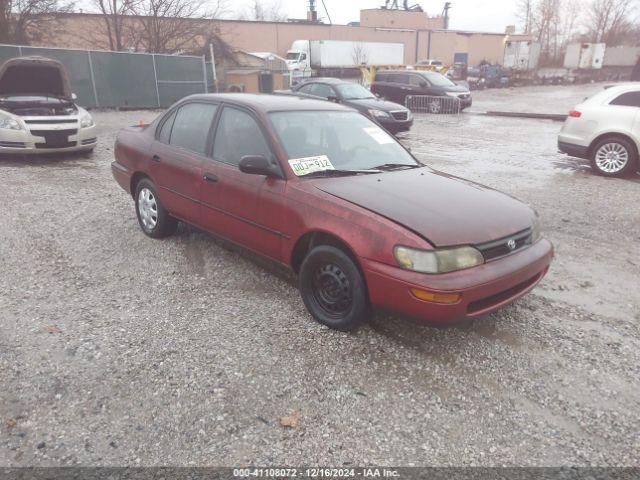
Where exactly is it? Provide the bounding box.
[286,40,405,78]
[564,43,606,70]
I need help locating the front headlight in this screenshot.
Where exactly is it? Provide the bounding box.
[369,109,390,119]
[80,111,94,128]
[0,111,22,130]
[394,245,484,274]
[531,216,543,243]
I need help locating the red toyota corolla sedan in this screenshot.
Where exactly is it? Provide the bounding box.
[111,94,553,331]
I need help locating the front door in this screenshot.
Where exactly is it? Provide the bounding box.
[200,105,286,262]
[149,102,219,223]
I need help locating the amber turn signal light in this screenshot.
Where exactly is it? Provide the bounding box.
[410,288,461,305]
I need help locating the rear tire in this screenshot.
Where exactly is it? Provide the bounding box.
[590,137,637,177]
[134,178,177,238]
[299,245,370,331]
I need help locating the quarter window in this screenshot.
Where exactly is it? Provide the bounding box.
[158,110,176,144]
[213,107,272,166]
[169,103,218,154]
[610,92,640,107]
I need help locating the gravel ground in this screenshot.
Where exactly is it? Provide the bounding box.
[1,84,639,467]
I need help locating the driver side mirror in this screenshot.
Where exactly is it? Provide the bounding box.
[327,95,340,103]
[419,81,428,88]
[239,155,280,178]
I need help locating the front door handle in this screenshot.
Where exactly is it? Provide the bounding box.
[203,173,218,183]
[151,154,161,162]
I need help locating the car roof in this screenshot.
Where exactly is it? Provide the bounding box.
[184,93,351,112]
[298,77,350,85]
[376,70,438,76]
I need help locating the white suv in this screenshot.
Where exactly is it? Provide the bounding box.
[558,84,640,177]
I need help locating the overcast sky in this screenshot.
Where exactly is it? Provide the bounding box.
[232,0,519,33]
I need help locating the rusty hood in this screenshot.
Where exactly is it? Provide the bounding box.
[0,56,73,99]
[312,168,535,247]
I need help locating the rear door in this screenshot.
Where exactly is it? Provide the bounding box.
[609,90,640,136]
[389,73,411,104]
[150,102,218,223]
[201,105,287,261]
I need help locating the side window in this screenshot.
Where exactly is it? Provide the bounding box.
[375,73,388,82]
[158,110,177,144]
[610,92,640,107]
[170,103,218,154]
[397,74,410,85]
[390,74,410,85]
[213,107,272,166]
[310,83,334,99]
[409,75,426,86]
[298,84,314,94]
[300,53,307,61]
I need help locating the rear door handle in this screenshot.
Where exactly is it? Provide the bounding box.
[151,154,161,162]
[203,173,218,183]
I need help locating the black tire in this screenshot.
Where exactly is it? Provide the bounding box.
[134,178,178,238]
[299,245,371,331]
[590,136,638,177]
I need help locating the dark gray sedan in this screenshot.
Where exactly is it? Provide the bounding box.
[291,78,413,134]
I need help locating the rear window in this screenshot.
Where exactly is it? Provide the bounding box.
[610,91,640,107]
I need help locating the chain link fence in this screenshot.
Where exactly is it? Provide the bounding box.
[0,44,208,108]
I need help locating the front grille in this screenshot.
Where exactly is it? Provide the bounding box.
[476,229,533,262]
[0,141,27,148]
[391,110,409,121]
[24,119,77,125]
[30,129,77,149]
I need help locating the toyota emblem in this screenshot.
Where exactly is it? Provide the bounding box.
[507,239,517,250]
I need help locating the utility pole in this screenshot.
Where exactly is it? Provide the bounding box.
[442,2,452,30]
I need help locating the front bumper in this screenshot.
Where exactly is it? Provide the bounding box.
[0,121,97,154]
[362,239,553,325]
[379,116,413,133]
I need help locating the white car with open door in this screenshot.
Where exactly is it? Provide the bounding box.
[0,56,97,154]
[558,84,640,177]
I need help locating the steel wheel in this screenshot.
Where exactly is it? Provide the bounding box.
[594,142,629,174]
[312,263,353,319]
[138,187,158,230]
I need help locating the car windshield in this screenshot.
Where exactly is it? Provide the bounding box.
[422,71,455,87]
[335,84,375,100]
[286,52,300,60]
[269,111,419,174]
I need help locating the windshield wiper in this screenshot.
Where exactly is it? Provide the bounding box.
[300,168,382,178]
[371,163,421,171]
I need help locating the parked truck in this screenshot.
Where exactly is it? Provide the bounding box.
[285,40,405,80]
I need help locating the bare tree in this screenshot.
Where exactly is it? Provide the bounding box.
[584,0,639,44]
[0,0,71,44]
[516,0,534,33]
[90,0,138,51]
[351,43,369,65]
[239,0,286,22]
[130,0,228,53]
